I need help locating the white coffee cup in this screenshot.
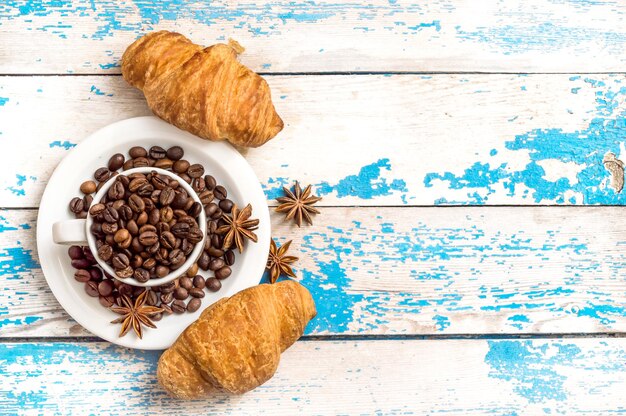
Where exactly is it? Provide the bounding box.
[52,167,207,287]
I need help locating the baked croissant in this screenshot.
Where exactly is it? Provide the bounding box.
[157,280,316,399]
[121,31,284,148]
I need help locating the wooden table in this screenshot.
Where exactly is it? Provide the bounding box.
[1,1,626,414]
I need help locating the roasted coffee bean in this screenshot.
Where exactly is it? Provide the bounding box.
[107,181,125,200]
[131,254,143,268]
[88,266,103,281]
[208,220,218,234]
[224,250,235,266]
[132,157,150,168]
[198,190,214,206]
[74,269,91,283]
[129,146,147,158]
[209,258,225,271]
[179,173,191,184]
[85,281,99,297]
[207,247,224,257]
[129,177,148,192]
[147,241,161,255]
[160,206,174,223]
[154,158,173,169]
[136,211,148,226]
[171,300,186,313]
[160,291,174,304]
[160,281,175,294]
[151,174,169,190]
[68,245,84,260]
[215,266,232,280]
[111,200,125,211]
[186,263,198,277]
[91,222,104,237]
[219,199,234,213]
[118,283,133,297]
[128,194,145,213]
[75,211,88,219]
[189,202,202,218]
[181,239,193,256]
[69,197,84,214]
[123,159,134,171]
[118,204,133,221]
[214,185,227,200]
[149,145,166,159]
[211,234,222,249]
[173,160,190,174]
[145,290,159,306]
[89,203,106,216]
[99,295,115,308]
[94,167,111,182]
[171,222,190,238]
[169,249,185,265]
[111,253,130,270]
[126,219,139,236]
[166,146,184,161]
[98,280,114,297]
[189,288,205,298]
[142,258,156,270]
[83,247,95,262]
[207,204,222,219]
[160,231,176,249]
[138,231,158,246]
[114,229,130,244]
[97,244,113,261]
[160,187,175,205]
[160,303,173,315]
[171,192,188,209]
[105,234,115,246]
[187,163,204,178]
[197,252,210,271]
[187,298,201,313]
[148,208,160,225]
[156,265,169,278]
[101,222,118,235]
[179,276,193,290]
[192,275,206,289]
[133,268,150,283]
[204,175,216,191]
[191,178,205,194]
[130,237,144,254]
[102,206,119,223]
[82,194,93,209]
[205,277,222,292]
[80,180,97,194]
[174,287,188,300]
[108,153,125,171]
[138,223,157,234]
[187,227,203,244]
[116,266,134,278]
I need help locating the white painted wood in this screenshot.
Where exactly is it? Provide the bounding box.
[2,1,626,73]
[1,339,625,414]
[2,207,625,337]
[1,74,624,207]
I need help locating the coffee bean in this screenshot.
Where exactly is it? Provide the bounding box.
[115,266,133,279]
[191,177,205,193]
[138,231,158,246]
[102,206,119,223]
[190,276,204,290]
[118,204,133,221]
[98,280,114,297]
[80,180,97,194]
[207,247,224,257]
[198,190,214,206]
[101,222,118,235]
[174,287,188,300]
[156,265,169,278]
[107,181,124,200]
[214,185,227,200]
[160,187,175,205]
[209,258,225,271]
[224,250,235,266]
[210,206,223,220]
[123,160,134,171]
[185,227,202,245]
[85,281,99,297]
[154,158,173,169]
[131,254,143,268]
[189,202,202,218]
[171,300,186,313]
[133,268,150,283]
[108,153,125,171]
[189,288,205,298]
[144,290,158,306]
[126,220,138,236]
[68,245,84,260]
[88,267,103,281]
[211,234,222,249]
[118,283,133,297]
[97,244,113,261]
[89,203,106,216]
[99,295,115,308]
[71,258,93,269]
[215,266,232,280]
[171,192,188,209]
[187,164,204,178]
[128,194,145,213]
[205,277,222,292]
[111,253,130,270]
[204,175,216,191]
[187,298,201,313]
[74,269,91,282]
[128,177,148,193]
[186,263,198,277]
[83,247,96,262]
[198,252,210,271]
[114,229,130,244]
[171,222,190,238]
[136,211,148,226]
[160,206,174,223]
[205,203,220,218]
[166,146,184,161]
[179,276,193,290]
[173,160,190,174]
[149,145,166,159]
[94,167,111,182]
[129,146,147,158]
[179,173,192,184]
[169,249,185,266]
[219,199,234,213]
[69,197,84,214]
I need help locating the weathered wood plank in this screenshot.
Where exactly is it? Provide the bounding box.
[1,339,625,414]
[2,207,625,337]
[1,74,625,207]
[2,1,626,73]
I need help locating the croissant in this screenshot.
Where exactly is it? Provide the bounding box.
[121,31,284,148]
[157,280,316,399]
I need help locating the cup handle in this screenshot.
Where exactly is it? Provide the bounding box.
[53,219,88,245]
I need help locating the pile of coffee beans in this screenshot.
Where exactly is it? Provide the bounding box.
[66,145,245,322]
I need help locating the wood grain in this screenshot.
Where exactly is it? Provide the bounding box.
[1,74,625,207]
[2,1,626,74]
[2,207,625,338]
[1,339,625,414]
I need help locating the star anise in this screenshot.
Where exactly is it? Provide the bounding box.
[275,181,322,227]
[216,203,259,253]
[110,290,163,339]
[266,239,298,284]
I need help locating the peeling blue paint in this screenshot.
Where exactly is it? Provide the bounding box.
[0,246,41,280]
[90,85,112,96]
[0,97,8,106]
[98,62,118,70]
[432,314,450,331]
[49,140,76,150]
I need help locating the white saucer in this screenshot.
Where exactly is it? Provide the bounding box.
[36,116,271,350]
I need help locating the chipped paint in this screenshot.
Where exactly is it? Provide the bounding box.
[49,140,76,150]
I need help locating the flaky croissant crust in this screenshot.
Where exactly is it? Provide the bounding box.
[122,31,284,148]
[157,280,316,399]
